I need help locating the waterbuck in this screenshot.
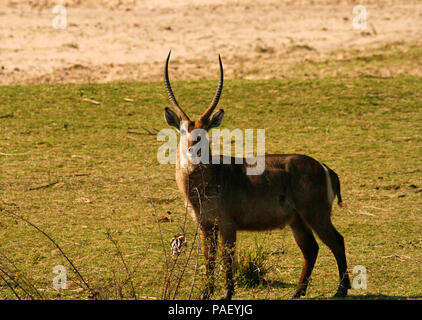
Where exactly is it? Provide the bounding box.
[162,51,351,299]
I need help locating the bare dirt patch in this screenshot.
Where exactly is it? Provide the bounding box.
[1,0,422,85]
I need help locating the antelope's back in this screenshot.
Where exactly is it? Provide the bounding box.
[217,154,330,216]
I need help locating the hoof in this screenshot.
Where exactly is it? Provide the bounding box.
[289,290,305,299]
[334,287,348,298]
[200,293,209,300]
[220,288,234,300]
[199,286,214,300]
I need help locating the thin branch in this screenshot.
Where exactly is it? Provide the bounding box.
[0,272,21,300]
[172,187,202,300]
[0,251,43,299]
[144,163,169,299]
[105,229,137,300]
[188,225,201,300]
[173,188,202,300]
[164,190,191,299]
[127,126,158,136]
[0,151,31,156]
[163,252,181,299]
[188,187,203,300]
[0,265,36,299]
[27,181,59,191]
[0,113,14,119]
[81,98,100,105]
[0,208,99,299]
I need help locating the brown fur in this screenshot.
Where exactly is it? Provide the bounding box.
[172,133,351,299]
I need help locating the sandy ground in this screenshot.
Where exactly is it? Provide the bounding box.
[1,0,422,85]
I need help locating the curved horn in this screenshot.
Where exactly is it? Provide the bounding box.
[200,54,223,121]
[164,51,189,120]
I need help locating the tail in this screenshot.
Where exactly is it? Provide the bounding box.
[333,170,344,207]
[322,163,344,207]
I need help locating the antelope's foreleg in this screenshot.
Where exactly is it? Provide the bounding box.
[199,224,218,300]
[220,227,236,300]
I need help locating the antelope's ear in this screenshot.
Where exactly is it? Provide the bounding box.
[206,109,224,130]
[164,107,181,130]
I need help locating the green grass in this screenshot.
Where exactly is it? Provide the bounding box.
[0,76,421,299]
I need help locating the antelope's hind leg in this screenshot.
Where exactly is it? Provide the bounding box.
[304,211,351,297]
[289,214,319,299]
[318,223,351,297]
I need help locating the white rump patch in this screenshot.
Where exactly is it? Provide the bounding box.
[321,163,335,204]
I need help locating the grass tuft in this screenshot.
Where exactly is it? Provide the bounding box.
[234,239,269,288]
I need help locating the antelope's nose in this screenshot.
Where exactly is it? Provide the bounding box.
[187,146,201,157]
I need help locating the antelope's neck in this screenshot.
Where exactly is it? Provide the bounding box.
[175,146,215,201]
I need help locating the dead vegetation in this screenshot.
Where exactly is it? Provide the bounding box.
[1,1,422,84]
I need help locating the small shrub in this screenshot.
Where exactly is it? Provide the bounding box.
[233,239,269,288]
